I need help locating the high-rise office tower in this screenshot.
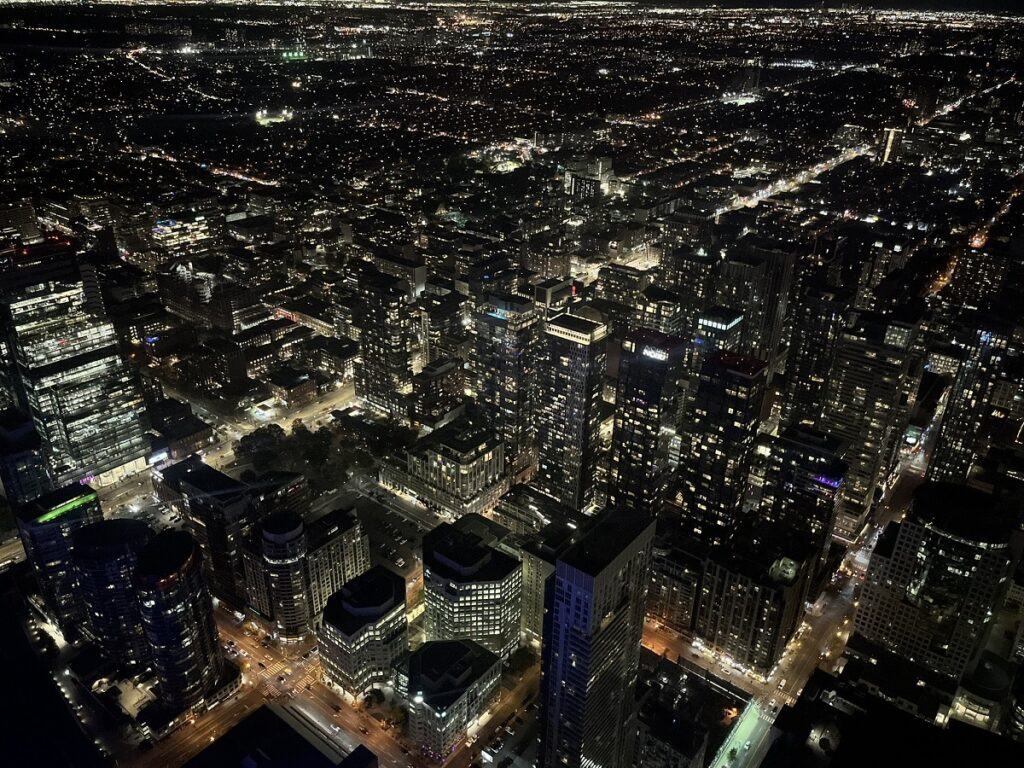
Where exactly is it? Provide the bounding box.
[747,425,848,547]
[16,482,102,631]
[635,285,687,337]
[244,512,310,642]
[422,522,522,660]
[319,565,407,699]
[679,352,766,544]
[410,357,464,431]
[156,262,266,335]
[71,518,154,665]
[3,279,149,486]
[948,246,1011,313]
[819,312,919,541]
[608,329,687,514]
[927,320,1009,484]
[538,511,654,768]
[855,483,1019,680]
[597,263,653,307]
[534,313,607,513]
[781,283,852,427]
[715,243,793,374]
[135,529,225,713]
[154,456,257,607]
[353,263,415,419]
[473,293,541,477]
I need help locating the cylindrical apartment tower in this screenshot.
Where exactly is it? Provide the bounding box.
[136,530,223,713]
[262,511,310,642]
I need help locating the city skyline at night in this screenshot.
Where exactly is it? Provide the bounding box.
[0,3,1023,768]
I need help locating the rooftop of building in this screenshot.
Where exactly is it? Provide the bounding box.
[19,482,98,524]
[777,424,847,457]
[911,481,1018,545]
[622,326,688,352]
[520,521,577,564]
[306,335,359,357]
[70,518,153,559]
[414,415,500,459]
[559,510,653,578]
[708,350,768,378]
[451,513,512,550]
[322,565,405,637]
[306,506,360,551]
[157,454,247,499]
[640,284,684,304]
[698,304,745,325]
[135,529,199,581]
[413,357,462,381]
[423,522,519,583]
[546,312,605,336]
[261,510,305,540]
[265,366,313,390]
[406,640,500,712]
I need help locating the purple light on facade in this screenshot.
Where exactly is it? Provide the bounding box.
[813,474,842,489]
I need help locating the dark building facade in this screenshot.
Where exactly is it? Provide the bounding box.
[539,511,654,768]
[17,482,103,631]
[136,530,225,713]
[71,518,154,665]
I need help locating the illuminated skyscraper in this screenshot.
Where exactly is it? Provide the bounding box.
[781,284,852,427]
[715,241,794,376]
[660,248,719,337]
[534,313,607,513]
[150,212,215,261]
[353,263,415,419]
[319,565,407,698]
[243,512,310,643]
[3,280,149,486]
[154,455,256,607]
[473,293,541,477]
[608,329,686,514]
[539,511,654,768]
[927,319,1009,485]
[136,530,225,713]
[244,507,372,640]
[422,521,522,660]
[71,518,154,665]
[404,640,501,761]
[690,305,743,378]
[16,482,102,631]
[679,352,767,544]
[747,425,848,547]
[819,312,919,542]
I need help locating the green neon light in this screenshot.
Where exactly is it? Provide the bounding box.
[37,492,98,524]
